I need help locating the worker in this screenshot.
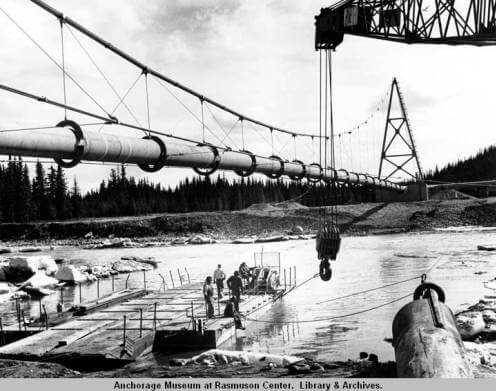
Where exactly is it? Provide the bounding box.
[213,264,226,299]
[224,297,244,329]
[227,270,243,307]
[203,276,215,319]
[239,262,251,288]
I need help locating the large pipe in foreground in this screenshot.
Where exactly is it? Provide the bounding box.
[392,283,472,378]
[0,126,405,191]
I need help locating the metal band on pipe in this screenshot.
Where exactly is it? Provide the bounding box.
[265,155,285,179]
[53,120,85,168]
[192,143,220,176]
[307,163,323,183]
[137,135,167,172]
[289,159,306,181]
[234,150,257,178]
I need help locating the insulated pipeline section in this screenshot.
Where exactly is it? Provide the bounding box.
[0,128,405,191]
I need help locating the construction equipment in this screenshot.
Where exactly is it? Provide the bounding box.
[316,0,496,50]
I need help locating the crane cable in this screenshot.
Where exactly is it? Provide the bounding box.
[241,257,445,324]
[316,49,341,281]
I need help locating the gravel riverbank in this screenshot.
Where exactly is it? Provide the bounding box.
[2,198,496,246]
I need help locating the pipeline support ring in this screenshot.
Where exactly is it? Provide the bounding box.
[138,135,167,172]
[289,159,306,181]
[54,120,85,168]
[234,150,257,177]
[265,155,285,179]
[193,143,220,176]
[307,163,323,183]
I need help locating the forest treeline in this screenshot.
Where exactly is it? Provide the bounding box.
[425,145,496,183]
[0,159,345,223]
[3,144,492,223]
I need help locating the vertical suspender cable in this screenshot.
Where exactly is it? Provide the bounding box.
[311,136,315,162]
[59,20,67,120]
[200,99,206,143]
[270,128,274,155]
[144,71,151,135]
[241,118,245,150]
[293,135,297,160]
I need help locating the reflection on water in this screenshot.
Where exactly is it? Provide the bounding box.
[2,230,496,361]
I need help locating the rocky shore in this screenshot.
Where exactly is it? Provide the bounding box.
[454,276,496,377]
[1,198,496,244]
[0,350,396,378]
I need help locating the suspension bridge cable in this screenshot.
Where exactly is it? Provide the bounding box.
[218,118,241,147]
[0,82,299,169]
[0,5,111,118]
[0,82,325,171]
[155,78,233,148]
[245,121,274,153]
[65,25,143,128]
[97,72,144,133]
[0,81,402,187]
[0,122,106,133]
[203,102,241,149]
[28,0,328,141]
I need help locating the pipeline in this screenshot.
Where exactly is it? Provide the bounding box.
[392,281,472,378]
[0,121,405,191]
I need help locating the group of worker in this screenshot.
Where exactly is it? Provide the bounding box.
[202,262,254,329]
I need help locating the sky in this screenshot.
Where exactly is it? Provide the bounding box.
[1,0,496,192]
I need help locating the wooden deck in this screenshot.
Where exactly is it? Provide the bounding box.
[0,282,284,370]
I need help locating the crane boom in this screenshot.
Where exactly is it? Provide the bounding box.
[316,0,496,49]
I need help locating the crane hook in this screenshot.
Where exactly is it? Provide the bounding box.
[319,259,332,281]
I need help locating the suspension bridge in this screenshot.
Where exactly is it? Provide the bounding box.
[0,0,495,203]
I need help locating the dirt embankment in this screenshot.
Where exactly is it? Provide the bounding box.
[2,198,496,241]
[0,356,396,378]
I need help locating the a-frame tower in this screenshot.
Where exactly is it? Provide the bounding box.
[378,78,423,181]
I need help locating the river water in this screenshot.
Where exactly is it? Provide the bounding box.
[2,229,496,362]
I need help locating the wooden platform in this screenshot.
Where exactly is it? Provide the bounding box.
[0,282,285,370]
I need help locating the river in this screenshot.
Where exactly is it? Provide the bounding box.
[2,229,496,363]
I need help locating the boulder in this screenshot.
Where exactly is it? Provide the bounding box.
[255,236,289,243]
[111,259,153,273]
[121,256,159,268]
[292,225,304,234]
[456,311,486,339]
[21,272,59,289]
[189,236,215,245]
[18,247,42,253]
[8,256,58,276]
[8,257,39,275]
[0,282,12,295]
[171,238,188,245]
[36,256,58,275]
[482,310,496,325]
[55,265,87,284]
[190,349,303,367]
[232,237,256,244]
[0,267,7,282]
[287,364,311,375]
